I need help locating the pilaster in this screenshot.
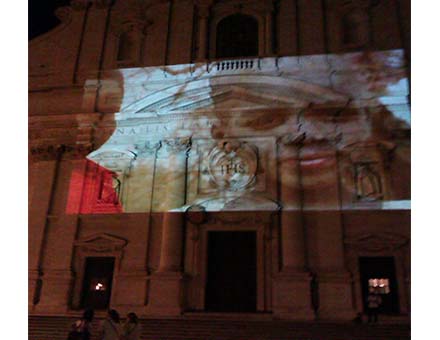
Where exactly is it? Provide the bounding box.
[301,139,355,320]
[124,141,161,212]
[34,215,78,314]
[148,137,191,315]
[28,145,63,308]
[273,133,314,320]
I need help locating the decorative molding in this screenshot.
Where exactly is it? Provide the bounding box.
[62,143,95,160]
[29,144,64,162]
[162,137,192,155]
[329,0,377,11]
[186,204,208,225]
[345,232,409,252]
[74,233,128,253]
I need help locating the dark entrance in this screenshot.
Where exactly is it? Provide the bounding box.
[359,257,400,314]
[81,257,115,310]
[205,231,257,312]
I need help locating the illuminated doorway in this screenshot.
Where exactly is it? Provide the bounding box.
[205,231,257,312]
[81,257,115,310]
[359,257,400,314]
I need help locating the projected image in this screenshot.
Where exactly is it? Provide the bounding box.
[65,50,410,215]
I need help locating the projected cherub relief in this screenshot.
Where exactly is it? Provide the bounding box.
[65,48,410,215]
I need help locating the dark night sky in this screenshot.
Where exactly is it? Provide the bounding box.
[29,0,70,40]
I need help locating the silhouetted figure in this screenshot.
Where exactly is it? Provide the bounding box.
[122,312,141,340]
[68,308,94,340]
[99,309,122,340]
[367,293,382,323]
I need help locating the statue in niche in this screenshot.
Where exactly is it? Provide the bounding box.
[355,163,382,201]
[97,171,121,205]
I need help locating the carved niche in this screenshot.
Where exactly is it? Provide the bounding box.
[85,150,136,211]
[354,162,382,201]
[207,140,258,191]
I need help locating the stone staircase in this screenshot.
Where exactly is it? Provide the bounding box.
[29,315,410,340]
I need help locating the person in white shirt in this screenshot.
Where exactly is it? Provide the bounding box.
[99,309,122,340]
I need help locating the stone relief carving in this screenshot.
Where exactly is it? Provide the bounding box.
[186,204,208,225]
[74,233,128,253]
[207,140,258,191]
[162,137,192,155]
[354,162,382,201]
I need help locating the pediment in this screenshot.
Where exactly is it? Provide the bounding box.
[123,75,349,115]
[170,86,309,112]
[345,232,408,252]
[74,233,128,252]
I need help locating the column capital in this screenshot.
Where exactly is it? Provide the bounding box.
[162,137,192,155]
[29,144,65,162]
[62,143,95,160]
[135,140,161,158]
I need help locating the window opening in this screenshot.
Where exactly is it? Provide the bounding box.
[216,14,258,58]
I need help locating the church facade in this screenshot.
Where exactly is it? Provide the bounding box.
[29,0,410,321]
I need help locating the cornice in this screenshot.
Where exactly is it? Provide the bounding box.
[29,143,95,162]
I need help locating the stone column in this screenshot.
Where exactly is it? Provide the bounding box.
[273,133,314,320]
[196,5,210,61]
[278,133,306,271]
[148,137,191,315]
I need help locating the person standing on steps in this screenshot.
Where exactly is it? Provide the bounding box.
[121,312,141,340]
[367,292,382,323]
[99,309,122,340]
[67,308,94,340]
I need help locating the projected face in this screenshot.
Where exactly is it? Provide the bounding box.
[66,51,410,214]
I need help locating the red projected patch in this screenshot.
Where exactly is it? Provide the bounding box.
[66,159,123,214]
